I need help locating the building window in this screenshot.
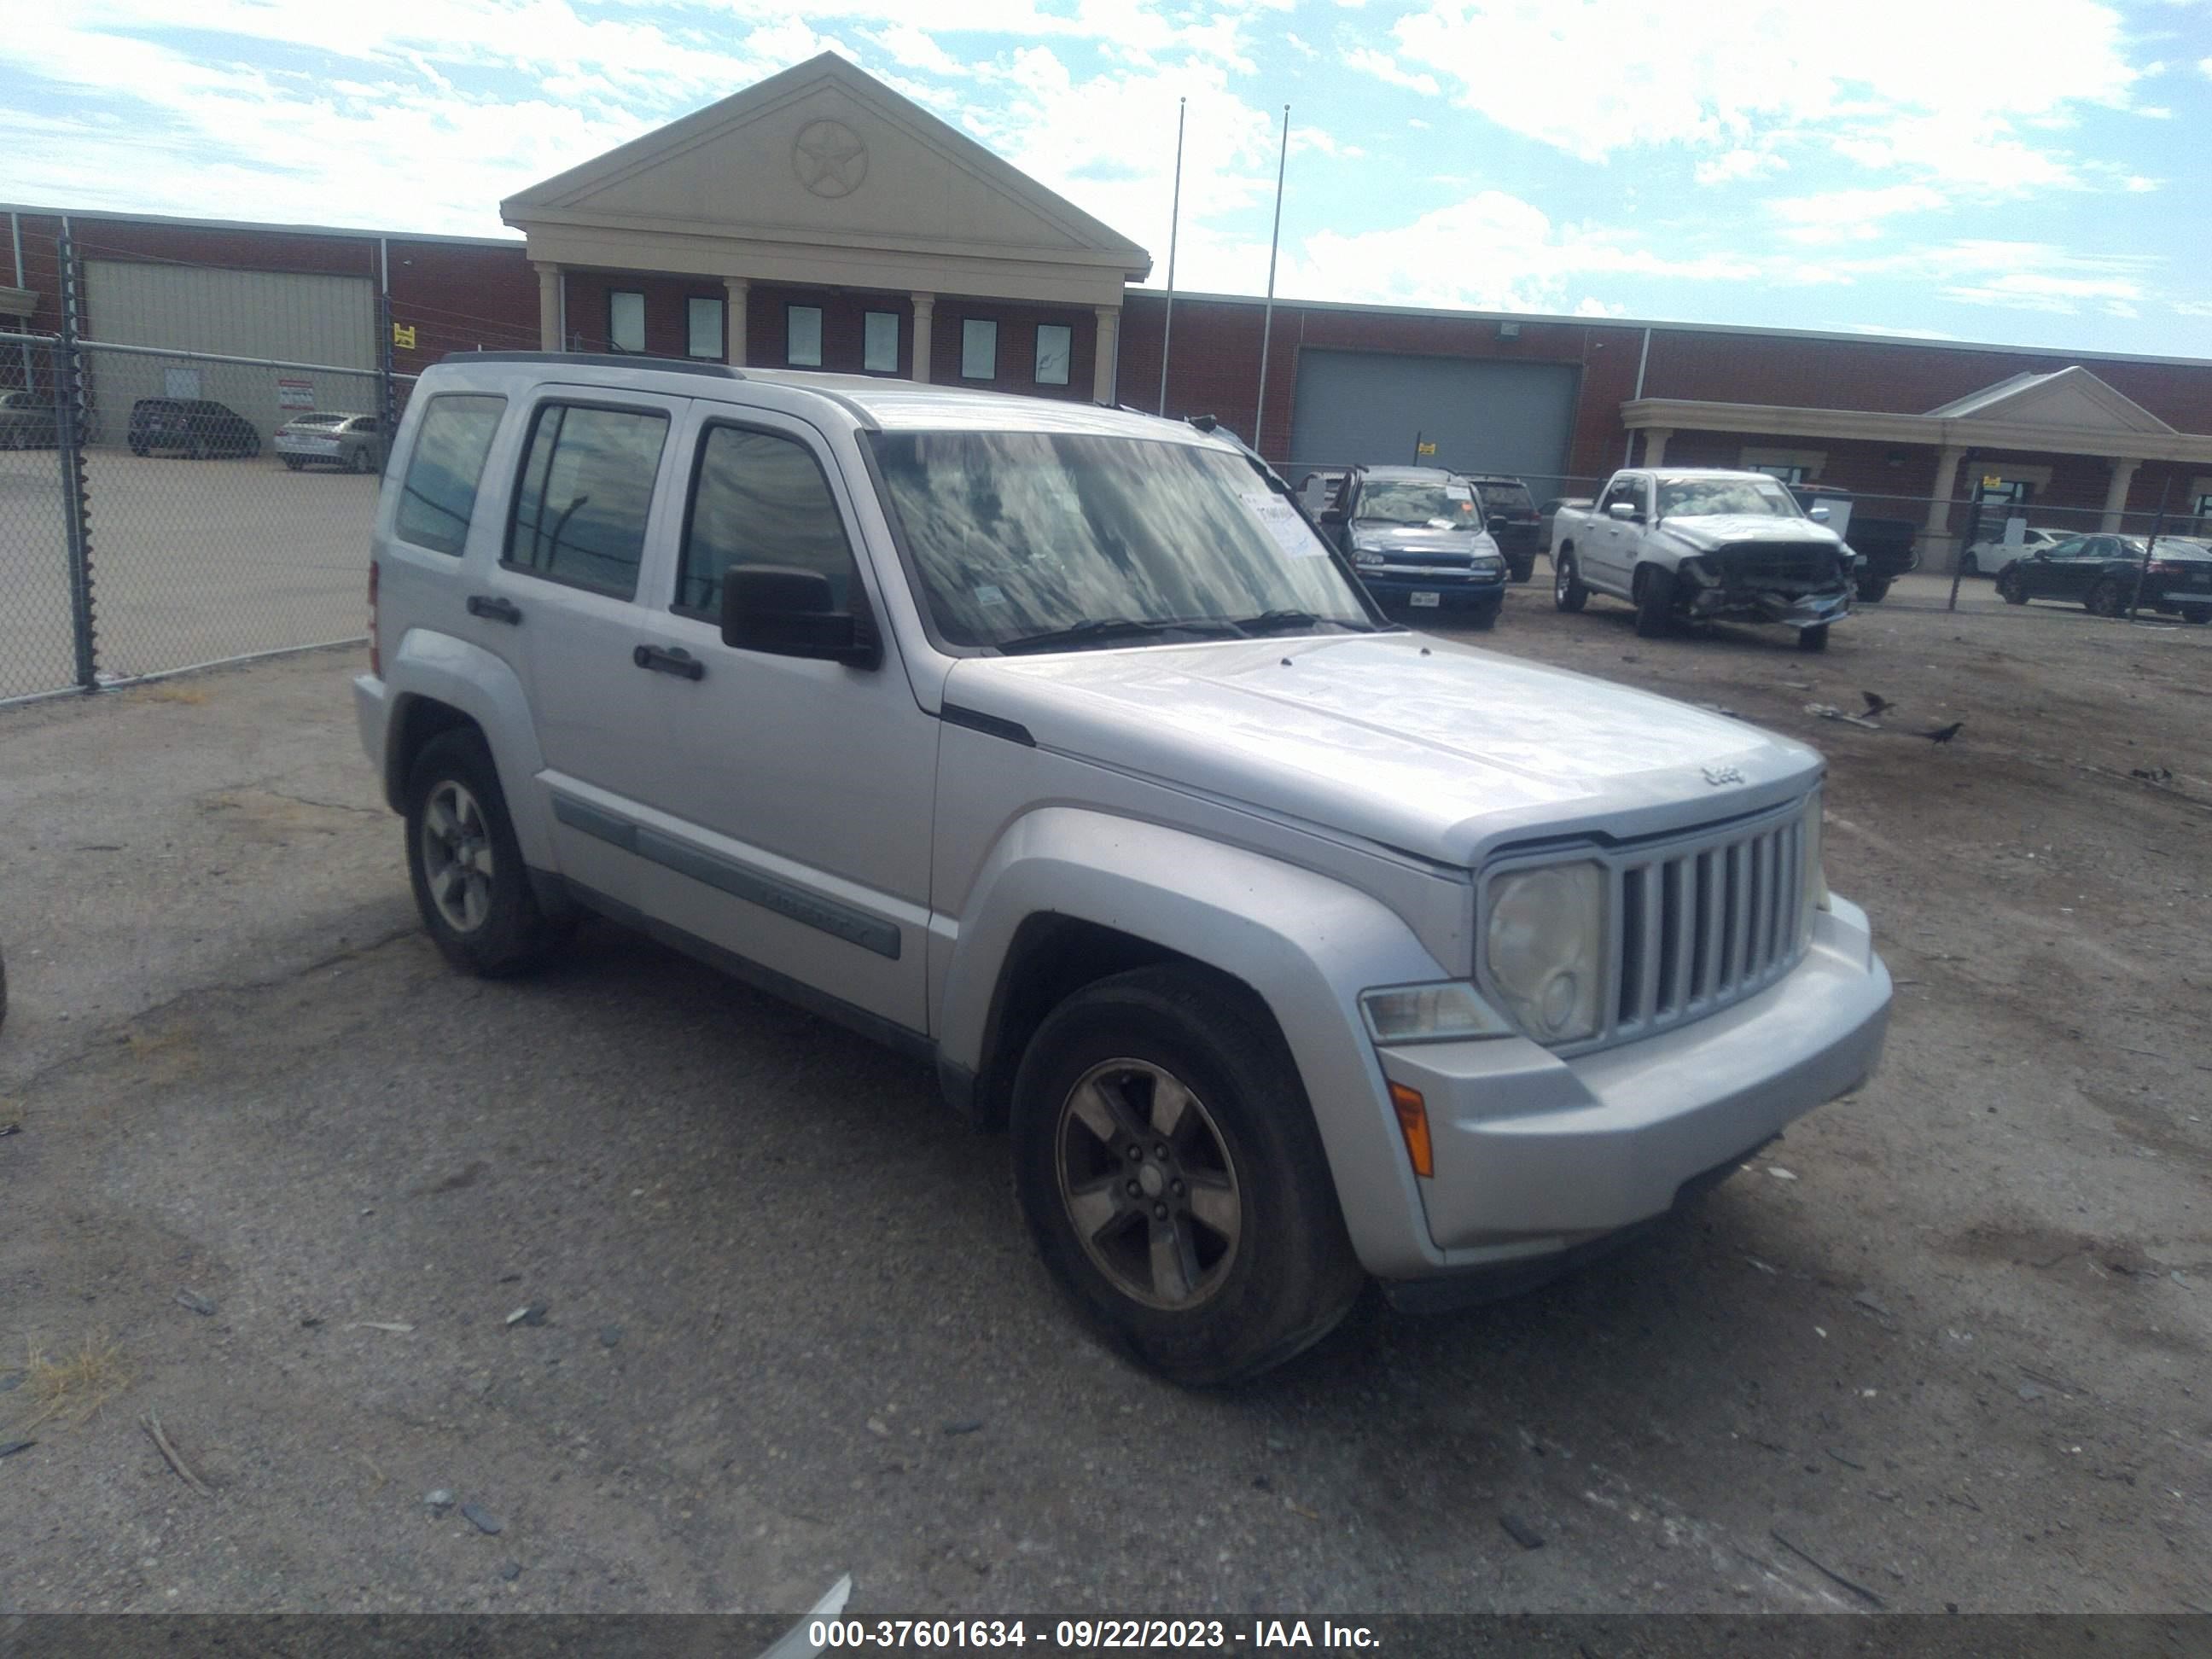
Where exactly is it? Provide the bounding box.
[1748,463,1808,485]
[2191,492,2212,521]
[608,290,645,355]
[786,305,823,368]
[686,297,725,360]
[961,318,998,381]
[863,311,899,374]
[1033,323,1072,387]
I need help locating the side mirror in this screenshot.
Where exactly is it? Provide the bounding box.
[1318,503,1347,526]
[1808,505,1831,523]
[1487,513,1510,535]
[1607,501,1639,521]
[720,565,879,668]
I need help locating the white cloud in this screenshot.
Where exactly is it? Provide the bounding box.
[1693,148,1785,185]
[1838,323,1962,341]
[1942,271,2145,313]
[1575,298,1627,317]
[1770,183,1948,245]
[2123,175,2160,192]
[1343,45,1441,96]
[1391,0,2140,198]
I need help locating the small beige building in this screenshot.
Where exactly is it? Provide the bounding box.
[502,53,1150,405]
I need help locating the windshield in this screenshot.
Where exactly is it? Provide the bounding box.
[870,430,1375,651]
[1656,477,1802,519]
[1474,481,1533,513]
[1356,479,1480,529]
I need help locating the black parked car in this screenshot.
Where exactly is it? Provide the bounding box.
[1787,483,1918,602]
[1995,533,2212,622]
[1462,473,1542,581]
[127,398,262,459]
[0,388,58,450]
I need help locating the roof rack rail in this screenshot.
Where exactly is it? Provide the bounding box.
[438,350,746,380]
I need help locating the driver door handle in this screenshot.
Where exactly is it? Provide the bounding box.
[633,643,704,681]
[467,594,521,625]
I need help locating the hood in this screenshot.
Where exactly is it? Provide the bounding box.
[1352,523,1487,557]
[944,632,1821,865]
[1655,515,1845,555]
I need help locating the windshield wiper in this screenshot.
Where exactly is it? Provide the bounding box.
[1231,608,1374,636]
[996,616,1246,655]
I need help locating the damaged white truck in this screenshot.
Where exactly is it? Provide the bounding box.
[1551,469,1856,650]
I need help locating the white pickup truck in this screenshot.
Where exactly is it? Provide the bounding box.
[1551,469,1855,650]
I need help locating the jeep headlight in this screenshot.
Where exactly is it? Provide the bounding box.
[1485,861,1607,1044]
[1801,791,1829,946]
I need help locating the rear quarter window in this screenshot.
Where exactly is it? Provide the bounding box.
[393,394,507,557]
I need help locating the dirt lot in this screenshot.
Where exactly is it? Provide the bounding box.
[1,582,2208,1618]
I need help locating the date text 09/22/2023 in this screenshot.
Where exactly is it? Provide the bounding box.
[809,1618,1381,1650]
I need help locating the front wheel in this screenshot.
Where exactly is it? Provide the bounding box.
[1464,602,1499,632]
[1854,575,1891,603]
[1010,965,1364,1387]
[2183,608,2211,626]
[1553,550,1587,613]
[404,729,571,976]
[1633,568,1675,638]
[1796,624,1830,653]
[2087,578,2128,618]
[1998,570,2027,605]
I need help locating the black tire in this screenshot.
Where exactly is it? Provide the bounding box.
[1465,603,1499,632]
[1998,569,2028,605]
[352,445,374,474]
[1553,548,1587,613]
[130,440,148,457]
[242,434,261,458]
[282,457,303,472]
[1010,964,1365,1387]
[2087,578,2127,618]
[1796,624,1830,653]
[2184,608,2211,626]
[404,729,571,977]
[1633,568,1675,638]
[1506,556,1534,585]
[1854,575,1891,603]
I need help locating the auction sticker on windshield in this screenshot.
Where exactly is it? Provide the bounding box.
[1243,491,1324,557]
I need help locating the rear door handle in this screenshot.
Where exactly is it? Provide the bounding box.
[632,643,703,681]
[467,594,521,625]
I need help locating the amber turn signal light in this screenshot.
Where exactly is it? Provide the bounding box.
[1388,1081,1434,1179]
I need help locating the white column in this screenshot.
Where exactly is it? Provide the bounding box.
[723,277,748,368]
[2099,457,2141,532]
[910,293,935,383]
[1092,306,1121,405]
[1923,444,1969,567]
[533,262,562,352]
[1640,427,1672,467]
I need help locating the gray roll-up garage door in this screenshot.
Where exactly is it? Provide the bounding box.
[1287,350,1581,497]
[81,261,377,444]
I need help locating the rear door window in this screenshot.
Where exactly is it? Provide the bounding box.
[393,393,506,556]
[676,423,857,616]
[505,402,669,598]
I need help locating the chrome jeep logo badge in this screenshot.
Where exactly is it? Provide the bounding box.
[1703,765,1743,786]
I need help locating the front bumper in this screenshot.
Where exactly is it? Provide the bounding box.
[1371,899,1889,1284]
[1684,581,1854,629]
[1360,568,1507,609]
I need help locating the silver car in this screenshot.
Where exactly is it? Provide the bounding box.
[358,355,1890,1384]
[276,412,385,473]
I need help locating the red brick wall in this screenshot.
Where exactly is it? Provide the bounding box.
[559,269,730,360]
[743,285,911,376]
[928,299,1096,400]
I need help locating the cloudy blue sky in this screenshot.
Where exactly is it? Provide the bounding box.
[3,1,2208,353]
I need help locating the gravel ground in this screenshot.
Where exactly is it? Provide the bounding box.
[1,579,2208,1618]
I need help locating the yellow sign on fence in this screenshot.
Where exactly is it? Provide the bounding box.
[1416,440,1436,457]
[392,323,416,351]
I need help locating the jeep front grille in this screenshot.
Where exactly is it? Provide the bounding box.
[1612,810,1807,1040]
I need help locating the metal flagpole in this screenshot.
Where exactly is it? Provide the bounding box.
[1157,97,1185,416]
[1253,103,1289,453]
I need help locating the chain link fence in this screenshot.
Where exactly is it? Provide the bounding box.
[0,230,419,704]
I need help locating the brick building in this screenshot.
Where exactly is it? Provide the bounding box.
[9,52,2212,569]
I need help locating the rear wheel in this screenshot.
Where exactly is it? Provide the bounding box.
[1553,549,1587,613]
[2184,608,2211,626]
[282,457,303,472]
[404,729,571,977]
[2087,578,2128,618]
[1633,568,1675,638]
[1796,624,1830,653]
[1010,965,1364,1387]
[1998,569,2028,605]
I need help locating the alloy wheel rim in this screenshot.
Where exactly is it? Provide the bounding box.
[1055,1058,1242,1311]
[421,780,496,933]
[1555,559,1572,602]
